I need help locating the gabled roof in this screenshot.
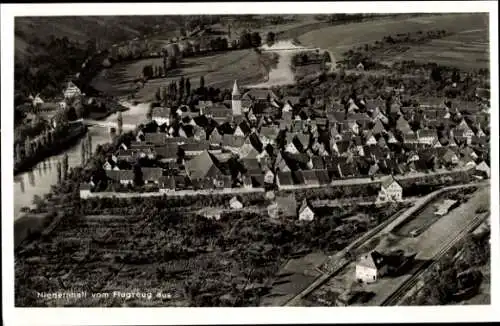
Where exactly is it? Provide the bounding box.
[222,135,246,148]
[106,169,134,181]
[301,170,320,186]
[185,151,222,180]
[277,171,294,186]
[144,132,167,145]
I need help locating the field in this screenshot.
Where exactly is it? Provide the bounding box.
[298,13,489,67]
[91,49,266,101]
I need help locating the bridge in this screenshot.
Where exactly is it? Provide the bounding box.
[83,119,136,131]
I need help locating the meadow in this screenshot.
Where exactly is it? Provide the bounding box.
[298,13,489,68]
[91,49,266,101]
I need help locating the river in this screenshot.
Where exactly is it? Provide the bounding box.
[13,101,150,219]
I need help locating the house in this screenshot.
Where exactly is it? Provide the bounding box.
[315,169,330,185]
[159,176,176,192]
[229,196,243,210]
[79,183,93,198]
[396,116,412,134]
[264,169,275,185]
[63,81,82,99]
[276,171,294,190]
[416,129,438,145]
[151,107,171,125]
[106,170,134,185]
[185,151,225,187]
[141,167,163,184]
[298,199,315,221]
[475,161,490,178]
[32,94,44,109]
[301,170,320,186]
[442,148,460,166]
[209,127,223,145]
[144,132,167,145]
[356,251,386,283]
[376,175,403,203]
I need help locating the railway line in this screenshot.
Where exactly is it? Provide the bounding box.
[381,213,488,306]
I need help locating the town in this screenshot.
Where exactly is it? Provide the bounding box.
[12,12,491,309]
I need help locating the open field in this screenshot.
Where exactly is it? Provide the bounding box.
[298,13,489,66]
[386,29,489,70]
[304,185,490,306]
[91,49,265,100]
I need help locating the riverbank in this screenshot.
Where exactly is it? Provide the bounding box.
[14,123,88,176]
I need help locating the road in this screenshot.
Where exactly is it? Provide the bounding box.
[282,181,488,306]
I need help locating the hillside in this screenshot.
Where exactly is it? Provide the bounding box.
[14,16,185,61]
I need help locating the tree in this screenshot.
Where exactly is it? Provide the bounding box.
[250,32,262,48]
[143,65,154,79]
[15,143,22,163]
[81,141,86,166]
[266,31,276,45]
[62,153,69,180]
[57,161,62,184]
[25,136,31,158]
[87,133,93,157]
[179,76,185,100]
[117,111,123,136]
[162,87,168,103]
[133,163,144,187]
[155,88,162,102]
[431,66,442,82]
[185,78,191,96]
[200,76,205,89]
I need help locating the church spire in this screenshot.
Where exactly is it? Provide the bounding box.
[232,80,240,96]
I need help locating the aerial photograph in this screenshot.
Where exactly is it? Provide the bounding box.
[12,12,491,307]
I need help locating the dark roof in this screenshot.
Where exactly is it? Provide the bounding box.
[185,151,222,180]
[141,167,164,181]
[106,170,134,181]
[314,169,330,185]
[277,171,294,186]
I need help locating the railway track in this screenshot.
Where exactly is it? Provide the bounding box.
[381,213,487,306]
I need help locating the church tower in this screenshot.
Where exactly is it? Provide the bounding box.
[232,80,242,116]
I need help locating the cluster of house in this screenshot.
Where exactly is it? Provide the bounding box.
[80,80,490,205]
[26,81,84,114]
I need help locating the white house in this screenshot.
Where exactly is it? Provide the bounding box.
[229,196,243,210]
[475,161,490,178]
[376,176,403,203]
[151,107,171,126]
[264,170,275,184]
[79,182,94,199]
[356,251,385,283]
[32,94,44,108]
[298,199,315,221]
